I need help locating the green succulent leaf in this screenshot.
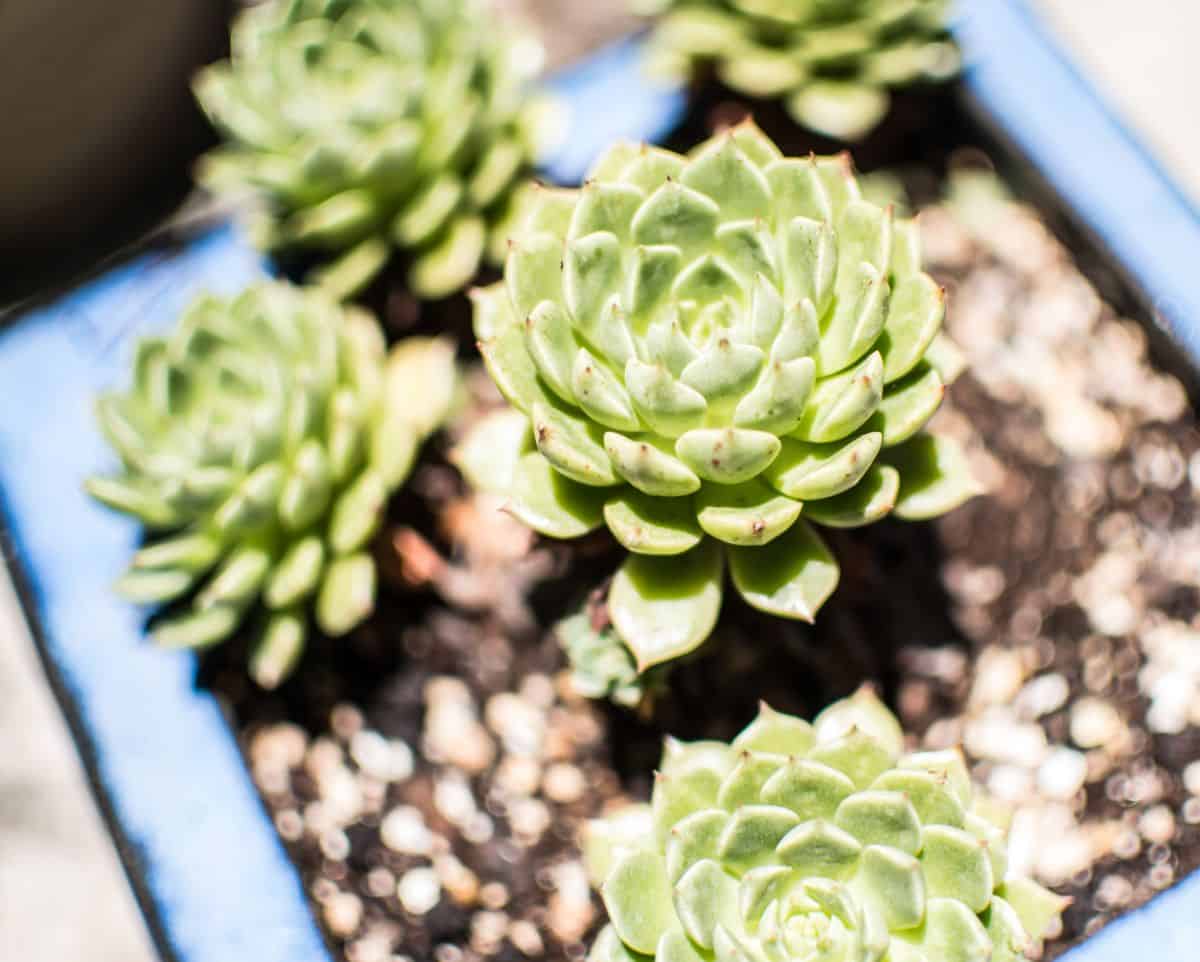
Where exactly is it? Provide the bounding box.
[603,851,676,954]
[880,434,982,520]
[609,540,724,671]
[763,433,882,501]
[507,451,607,538]
[194,0,550,298]
[694,479,802,546]
[802,463,899,528]
[86,283,453,686]
[605,490,705,556]
[451,407,531,496]
[728,520,838,621]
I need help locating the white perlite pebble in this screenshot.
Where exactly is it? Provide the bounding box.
[397,867,441,915]
[323,890,363,938]
[322,768,365,827]
[350,730,414,783]
[1139,805,1176,844]
[987,764,1036,803]
[968,648,1026,708]
[1070,697,1123,749]
[1139,621,1200,734]
[964,709,1048,766]
[485,693,546,756]
[434,772,477,825]
[1037,747,1089,801]
[1183,760,1200,797]
[381,806,434,856]
[1015,673,1070,720]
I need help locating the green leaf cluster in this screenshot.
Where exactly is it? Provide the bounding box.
[87,282,456,686]
[635,0,959,140]
[195,0,555,299]
[585,688,1068,962]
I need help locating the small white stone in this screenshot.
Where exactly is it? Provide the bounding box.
[462,812,495,844]
[322,768,365,826]
[485,693,546,756]
[987,764,1036,803]
[323,890,363,938]
[351,730,414,783]
[1183,761,1200,797]
[381,806,433,856]
[1015,673,1070,720]
[508,919,544,956]
[1037,747,1088,800]
[434,772,477,825]
[1139,805,1176,844]
[968,648,1026,708]
[543,763,586,804]
[1095,874,1133,909]
[398,867,441,915]
[964,709,1048,766]
[508,797,551,841]
[494,756,542,797]
[1070,697,1123,749]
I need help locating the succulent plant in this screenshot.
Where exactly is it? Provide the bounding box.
[557,610,669,709]
[467,122,978,678]
[634,0,959,141]
[86,282,456,687]
[194,0,554,300]
[584,688,1068,962]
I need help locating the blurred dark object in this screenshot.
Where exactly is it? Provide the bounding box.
[0,0,231,307]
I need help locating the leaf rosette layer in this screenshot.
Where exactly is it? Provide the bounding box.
[195,0,554,298]
[584,688,1068,962]
[87,282,456,686]
[465,122,979,676]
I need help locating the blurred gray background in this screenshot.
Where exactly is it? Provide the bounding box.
[0,2,1195,959]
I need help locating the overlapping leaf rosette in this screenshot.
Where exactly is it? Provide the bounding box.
[584,688,1068,962]
[86,282,456,687]
[194,0,555,299]
[464,122,978,678]
[634,0,959,141]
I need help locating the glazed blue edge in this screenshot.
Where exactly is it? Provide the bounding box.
[2,10,1198,961]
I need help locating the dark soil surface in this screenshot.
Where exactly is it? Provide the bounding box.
[204,25,1200,962]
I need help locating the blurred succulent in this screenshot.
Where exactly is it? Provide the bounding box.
[194,0,555,300]
[465,122,978,679]
[556,610,670,709]
[86,282,456,687]
[634,0,959,141]
[584,687,1068,962]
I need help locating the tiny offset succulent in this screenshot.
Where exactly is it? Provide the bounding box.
[195,0,553,299]
[468,122,978,676]
[86,282,456,687]
[584,688,1068,962]
[634,0,959,141]
[556,611,668,709]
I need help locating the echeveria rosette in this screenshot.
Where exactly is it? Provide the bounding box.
[584,688,1068,962]
[467,122,979,677]
[634,0,959,141]
[194,0,554,300]
[86,282,456,687]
